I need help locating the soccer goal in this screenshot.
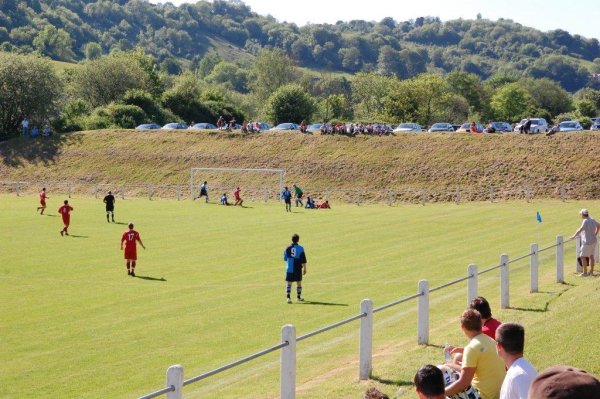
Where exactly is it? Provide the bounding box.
[190,167,286,201]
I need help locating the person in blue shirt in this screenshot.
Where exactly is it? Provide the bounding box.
[305,196,315,209]
[283,233,307,303]
[281,186,292,212]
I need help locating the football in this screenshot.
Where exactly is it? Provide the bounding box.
[437,364,481,399]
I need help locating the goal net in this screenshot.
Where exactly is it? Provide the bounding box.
[190,167,285,202]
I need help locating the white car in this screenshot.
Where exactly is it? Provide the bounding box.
[393,123,423,132]
[558,120,583,132]
[514,118,548,133]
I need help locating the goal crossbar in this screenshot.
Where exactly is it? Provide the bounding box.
[190,167,286,199]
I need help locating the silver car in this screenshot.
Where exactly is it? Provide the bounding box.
[558,121,583,132]
[393,123,423,132]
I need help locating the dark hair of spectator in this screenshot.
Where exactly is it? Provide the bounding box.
[461,308,482,332]
[469,296,492,319]
[414,365,445,396]
[495,323,524,355]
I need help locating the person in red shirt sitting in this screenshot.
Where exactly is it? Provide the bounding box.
[233,187,244,206]
[58,200,73,236]
[37,187,49,215]
[470,121,482,134]
[317,200,331,209]
[121,222,146,277]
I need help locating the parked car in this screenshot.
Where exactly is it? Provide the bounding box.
[161,123,187,130]
[269,123,299,131]
[393,123,423,132]
[135,123,161,130]
[591,117,600,131]
[306,123,322,133]
[514,118,548,133]
[484,121,511,133]
[456,122,484,133]
[558,120,583,132]
[190,123,217,130]
[428,123,455,132]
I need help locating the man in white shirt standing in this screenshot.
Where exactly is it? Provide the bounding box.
[570,208,599,276]
[495,323,537,399]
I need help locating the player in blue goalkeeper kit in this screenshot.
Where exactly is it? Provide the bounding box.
[283,234,307,303]
[281,187,292,212]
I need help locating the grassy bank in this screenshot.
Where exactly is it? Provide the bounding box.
[2,130,600,202]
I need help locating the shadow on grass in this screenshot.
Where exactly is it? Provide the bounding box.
[0,132,83,167]
[511,283,575,313]
[369,375,413,387]
[135,275,167,282]
[113,222,128,225]
[69,235,88,238]
[45,214,58,217]
[297,300,348,307]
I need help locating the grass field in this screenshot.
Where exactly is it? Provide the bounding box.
[1,195,599,398]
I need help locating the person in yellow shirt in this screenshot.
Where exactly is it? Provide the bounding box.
[445,309,506,399]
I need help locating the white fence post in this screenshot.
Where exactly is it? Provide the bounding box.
[417,280,429,345]
[68,182,72,198]
[467,264,478,306]
[281,324,296,399]
[176,185,181,201]
[94,184,99,199]
[500,254,509,309]
[359,299,373,380]
[166,365,184,399]
[557,236,564,283]
[120,185,125,200]
[16,182,20,196]
[575,236,581,273]
[530,244,538,293]
[148,184,153,200]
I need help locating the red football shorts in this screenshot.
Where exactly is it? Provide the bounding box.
[124,247,137,260]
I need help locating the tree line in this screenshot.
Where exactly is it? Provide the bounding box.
[2,48,600,140]
[1,0,600,93]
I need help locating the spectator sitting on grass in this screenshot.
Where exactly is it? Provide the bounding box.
[414,365,446,399]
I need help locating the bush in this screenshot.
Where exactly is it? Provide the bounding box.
[121,89,176,125]
[82,103,147,130]
[266,84,316,125]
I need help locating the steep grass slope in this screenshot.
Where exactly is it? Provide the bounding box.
[1,130,600,201]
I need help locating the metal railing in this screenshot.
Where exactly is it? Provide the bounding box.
[139,235,577,399]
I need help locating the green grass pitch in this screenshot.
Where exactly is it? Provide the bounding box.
[1,195,599,398]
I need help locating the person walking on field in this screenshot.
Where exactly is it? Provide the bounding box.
[284,234,307,303]
[281,186,292,212]
[121,223,145,277]
[570,208,599,276]
[103,191,116,222]
[37,187,49,215]
[58,200,73,236]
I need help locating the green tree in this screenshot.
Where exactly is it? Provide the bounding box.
[266,84,316,124]
[408,73,452,126]
[490,83,534,121]
[351,72,393,119]
[205,62,249,93]
[32,25,75,61]
[250,48,297,103]
[161,72,216,123]
[0,52,62,139]
[197,51,222,78]
[519,77,572,117]
[575,100,597,118]
[84,42,102,60]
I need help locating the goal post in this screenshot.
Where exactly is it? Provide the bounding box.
[190,167,285,201]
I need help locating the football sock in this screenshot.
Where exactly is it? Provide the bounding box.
[286,285,291,298]
[296,287,302,298]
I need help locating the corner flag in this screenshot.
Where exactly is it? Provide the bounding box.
[536,211,542,223]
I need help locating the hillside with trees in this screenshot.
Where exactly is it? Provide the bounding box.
[1,0,600,140]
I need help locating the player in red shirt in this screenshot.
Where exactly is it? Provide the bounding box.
[37,187,49,215]
[233,187,244,206]
[58,200,73,236]
[121,222,146,277]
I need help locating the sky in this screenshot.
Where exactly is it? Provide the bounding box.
[151,0,599,40]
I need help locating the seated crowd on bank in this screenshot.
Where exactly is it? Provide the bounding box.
[398,296,600,399]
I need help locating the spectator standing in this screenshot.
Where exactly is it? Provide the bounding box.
[495,323,537,399]
[414,365,446,399]
[569,209,599,276]
[283,233,307,303]
[445,309,505,399]
[21,118,29,137]
[216,116,225,130]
